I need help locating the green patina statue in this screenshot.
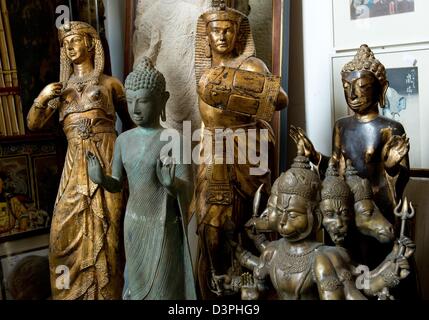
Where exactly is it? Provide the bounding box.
[87,57,196,300]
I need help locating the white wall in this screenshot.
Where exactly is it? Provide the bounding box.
[301,0,334,155]
[287,0,334,164]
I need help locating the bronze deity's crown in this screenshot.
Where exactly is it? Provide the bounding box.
[321,160,351,202]
[58,21,99,43]
[201,1,244,26]
[341,44,387,84]
[345,160,373,202]
[277,147,320,202]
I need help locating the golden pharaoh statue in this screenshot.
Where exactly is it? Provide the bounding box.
[190,2,288,299]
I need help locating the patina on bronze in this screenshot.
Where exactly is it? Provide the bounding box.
[190,1,288,299]
[27,21,133,300]
[87,57,196,300]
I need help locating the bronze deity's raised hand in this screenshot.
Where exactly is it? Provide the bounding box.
[289,125,319,164]
[156,157,176,189]
[382,134,410,169]
[35,82,63,105]
[86,151,104,185]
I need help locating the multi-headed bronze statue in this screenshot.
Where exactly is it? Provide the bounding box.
[290,44,410,224]
[320,160,415,299]
[236,147,367,300]
[87,57,196,300]
[190,2,288,299]
[27,21,133,300]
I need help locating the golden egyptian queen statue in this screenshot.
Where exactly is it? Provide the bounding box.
[27,21,132,300]
[190,2,288,299]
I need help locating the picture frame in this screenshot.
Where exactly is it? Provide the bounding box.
[0,236,49,300]
[0,154,33,200]
[332,0,429,51]
[331,47,429,172]
[0,139,60,241]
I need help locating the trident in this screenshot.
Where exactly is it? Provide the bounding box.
[393,197,415,274]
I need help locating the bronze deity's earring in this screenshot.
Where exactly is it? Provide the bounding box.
[161,108,167,122]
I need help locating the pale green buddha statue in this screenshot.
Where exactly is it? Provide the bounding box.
[87,57,196,300]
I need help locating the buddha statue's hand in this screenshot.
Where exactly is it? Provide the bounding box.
[36,82,63,105]
[87,152,104,185]
[289,125,320,164]
[156,157,176,190]
[382,134,410,169]
[240,273,259,300]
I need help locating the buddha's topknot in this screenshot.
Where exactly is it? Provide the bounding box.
[125,57,166,94]
[342,44,387,85]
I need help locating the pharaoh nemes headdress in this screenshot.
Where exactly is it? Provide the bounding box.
[321,159,352,203]
[195,2,255,84]
[58,21,105,84]
[341,44,387,85]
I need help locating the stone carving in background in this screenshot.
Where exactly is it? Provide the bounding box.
[133,0,211,132]
[132,0,273,132]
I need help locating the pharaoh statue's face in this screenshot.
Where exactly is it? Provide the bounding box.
[126,88,164,127]
[63,34,92,64]
[342,70,382,114]
[276,194,310,241]
[207,20,238,55]
[320,199,351,246]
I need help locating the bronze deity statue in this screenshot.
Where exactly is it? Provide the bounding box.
[319,160,415,299]
[27,21,133,300]
[290,44,410,224]
[235,147,367,300]
[190,1,288,299]
[87,57,196,300]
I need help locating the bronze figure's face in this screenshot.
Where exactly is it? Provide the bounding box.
[63,34,92,64]
[126,88,164,127]
[276,194,310,241]
[342,70,381,114]
[354,199,395,243]
[320,199,351,246]
[207,20,238,55]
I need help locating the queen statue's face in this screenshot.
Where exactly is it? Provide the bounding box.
[63,34,91,64]
[207,20,238,55]
[342,70,381,114]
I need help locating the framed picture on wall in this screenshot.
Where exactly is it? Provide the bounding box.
[332,0,429,50]
[0,139,60,241]
[0,155,33,200]
[331,48,429,171]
